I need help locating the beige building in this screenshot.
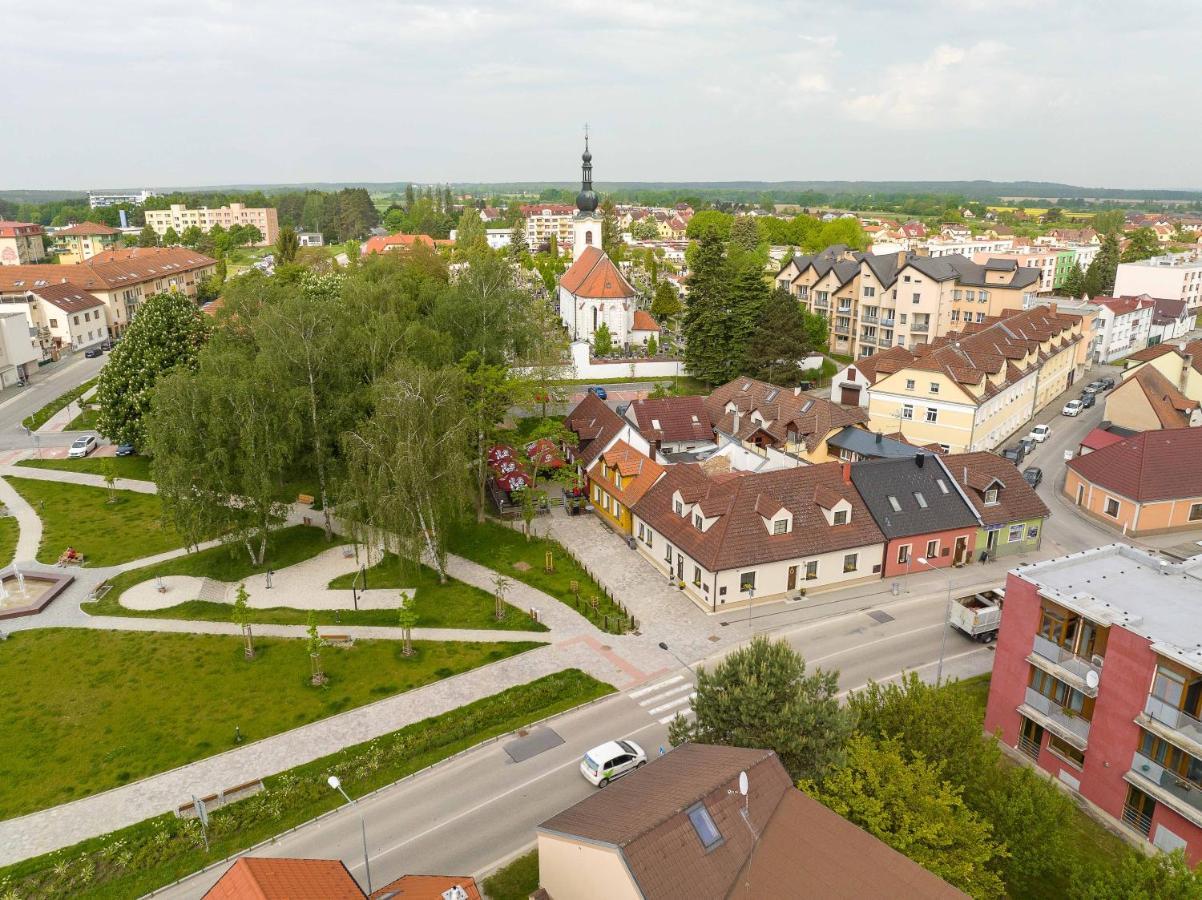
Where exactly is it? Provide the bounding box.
[54,222,122,263]
[520,203,575,249]
[144,203,279,245]
[0,247,218,337]
[1121,339,1202,402]
[0,222,47,266]
[0,282,110,355]
[834,305,1085,452]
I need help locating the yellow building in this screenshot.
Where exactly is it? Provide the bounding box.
[144,203,279,245]
[587,440,665,536]
[54,222,122,263]
[837,305,1085,452]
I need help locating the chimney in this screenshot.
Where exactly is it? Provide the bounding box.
[732,410,741,433]
[963,466,968,485]
[842,462,851,484]
[1048,301,1057,316]
[875,432,883,443]
[1182,354,1193,393]
[915,453,925,468]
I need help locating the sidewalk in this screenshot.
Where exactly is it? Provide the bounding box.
[0,464,157,494]
[34,384,97,434]
[0,473,43,563]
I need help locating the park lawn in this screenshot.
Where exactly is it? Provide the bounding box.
[0,669,612,899]
[328,552,547,631]
[17,455,154,482]
[21,377,98,431]
[446,519,630,633]
[482,850,539,900]
[0,516,17,568]
[5,477,181,567]
[66,405,102,432]
[0,628,542,819]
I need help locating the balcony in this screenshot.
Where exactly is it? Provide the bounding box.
[910,321,930,334]
[1128,751,1202,828]
[881,317,895,327]
[1021,686,1090,750]
[834,325,850,336]
[813,300,829,310]
[837,305,853,314]
[861,314,879,324]
[1143,695,1202,757]
[1029,635,1103,697]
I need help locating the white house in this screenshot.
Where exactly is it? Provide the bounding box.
[1093,295,1155,362]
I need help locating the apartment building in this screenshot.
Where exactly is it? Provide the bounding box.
[1092,295,1155,363]
[53,222,122,263]
[984,545,1202,864]
[521,203,575,249]
[0,312,39,386]
[88,189,158,209]
[1,282,109,355]
[144,203,279,245]
[1114,251,1202,315]
[834,305,1085,452]
[0,247,218,336]
[921,237,1013,257]
[0,222,47,266]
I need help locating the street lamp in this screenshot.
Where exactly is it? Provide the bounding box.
[658,641,694,674]
[746,586,755,629]
[327,776,372,894]
[916,557,953,686]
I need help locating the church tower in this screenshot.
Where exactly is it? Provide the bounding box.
[572,130,603,261]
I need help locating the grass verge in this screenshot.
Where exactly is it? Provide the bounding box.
[5,476,180,567]
[65,405,101,433]
[0,628,540,818]
[17,456,153,482]
[482,850,539,900]
[0,670,612,899]
[447,519,632,633]
[0,516,17,568]
[22,377,98,431]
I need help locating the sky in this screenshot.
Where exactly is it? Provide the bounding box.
[6,0,1201,191]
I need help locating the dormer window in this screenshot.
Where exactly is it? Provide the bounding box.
[674,499,683,515]
[773,519,788,534]
[984,488,999,505]
[936,478,949,494]
[832,509,848,526]
[694,513,703,530]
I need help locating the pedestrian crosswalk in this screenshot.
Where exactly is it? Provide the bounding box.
[629,674,697,724]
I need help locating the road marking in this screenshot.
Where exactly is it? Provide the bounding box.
[636,682,694,707]
[659,709,694,725]
[645,691,696,716]
[806,621,946,665]
[836,646,993,699]
[628,674,684,698]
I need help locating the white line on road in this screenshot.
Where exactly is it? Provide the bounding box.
[659,709,693,725]
[645,692,696,716]
[836,645,993,699]
[806,621,945,666]
[636,682,694,707]
[628,674,684,699]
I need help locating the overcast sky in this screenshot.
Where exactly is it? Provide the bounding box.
[7,0,1200,191]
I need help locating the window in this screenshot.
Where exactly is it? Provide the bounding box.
[665,543,673,564]
[1104,497,1120,518]
[1048,734,1085,767]
[929,382,940,394]
[687,803,723,851]
[843,553,858,573]
[1139,729,1202,788]
[951,310,960,322]
[914,491,928,508]
[953,289,962,300]
[694,513,703,530]
[979,290,989,302]
[964,290,975,301]
[592,485,600,504]
[1026,525,1039,541]
[975,312,986,324]
[925,408,938,423]
[984,488,999,505]
[926,539,938,558]
[805,560,818,580]
[936,478,949,494]
[888,495,902,512]
[832,509,848,525]
[637,523,644,541]
[1152,665,1185,707]
[773,519,787,535]
[613,500,622,518]
[901,404,914,420]
[905,379,916,390]
[645,529,652,548]
[863,286,875,297]
[1008,524,1024,542]
[1030,669,1088,716]
[674,499,683,515]
[740,572,756,592]
[49,318,58,328]
[1190,503,1202,522]
[900,313,908,324]
[73,315,80,325]
[912,293,921,303]
[693,565,702,587]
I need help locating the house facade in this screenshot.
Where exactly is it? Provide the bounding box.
[945,451,1049,560]
[586,440,664,536]
[1104,365,1201,432]
[1114,251,1202,315]
[144,203,279,245]
[53,222,122,263]
[623,396,716,455]
[1092,295,1155,362]
[0,222,46,266]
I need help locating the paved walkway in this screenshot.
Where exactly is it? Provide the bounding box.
[0,474,42,563]
[0,464,158,494]
[34,384,97,434]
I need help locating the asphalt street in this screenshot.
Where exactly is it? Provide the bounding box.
[0,353,107,450]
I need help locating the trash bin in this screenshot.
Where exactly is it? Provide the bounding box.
[891,581,901,596]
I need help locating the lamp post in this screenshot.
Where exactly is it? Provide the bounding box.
[916,557,953,686]
[746,586,755,630]
[328,776,372,894]
[657,641,695,675]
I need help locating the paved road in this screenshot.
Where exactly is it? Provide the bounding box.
[0,353,106,450]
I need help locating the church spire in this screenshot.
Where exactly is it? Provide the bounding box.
[576,125,598,214]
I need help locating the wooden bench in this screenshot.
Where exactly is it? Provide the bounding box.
[297,493,315,505]
[321,634,354,647]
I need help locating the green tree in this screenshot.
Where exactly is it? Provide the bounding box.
[180,225,203,248]
[547,232,558,258]
[685,209,733,240]
[1092,209,1125,234]
[631,217,660,240]
[232,582,255,659]
[1083,230,1121,297]
[729,215,760,253]
[455,208,487,256]
[99,456,118,502]
[645,334,658,356]
[593,321,614,356]
[600,199,624,263]
[137,224,159,247]
[1121,227,1160,263]
[508,221,529,261]
[743,287,811,383]
[1073,848,1202,899]
[396,591,418,656]
[96,293,210,447]
[802,736,1006,899]
[1061,260,1086,297]
[275,226,300,265]
[681,231,731,385]
[724,256,769,374]
[461,352,519,522]
[492,574,510,622]
[651,282,683,321]
[162,227,180,246]
[307,611,326,685]
[668,636,853,783]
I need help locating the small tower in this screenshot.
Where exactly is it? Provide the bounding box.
[572,129,603,261]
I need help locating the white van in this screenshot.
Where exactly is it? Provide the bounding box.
[580,740,647,787]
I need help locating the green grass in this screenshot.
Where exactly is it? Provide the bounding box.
[65,405,101,432]
[483,850,539,900]
[0,669,612,899]
[0,628,540,820]
[328,552,547,631]
[947,672,991,717]
[17,455,154,482]
[5,477,181,567]
[22,377,98,431]
[0,516,17,568]
[447,519,631,633]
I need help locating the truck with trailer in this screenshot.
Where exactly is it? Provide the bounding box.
[949,588,1006,642]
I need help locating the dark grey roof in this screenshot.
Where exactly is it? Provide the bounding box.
[827,427,923,460]
[862,251,907,288]
[906,254,1041,290]
[984,258,1017,272]
[849,455,980,539]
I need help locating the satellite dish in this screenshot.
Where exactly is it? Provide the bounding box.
[738,771,748,796]
[1086,670,1100,690]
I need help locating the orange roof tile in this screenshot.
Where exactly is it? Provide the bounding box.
[590,440,665,508]
[55,222,120,236]
[559,246,635,299]
[203,857,364,899]
[631,309,660,332]
[370,874,481,899]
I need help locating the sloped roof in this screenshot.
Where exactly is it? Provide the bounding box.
[362,233,445,255]
[1126,343,1180,363]
[827,426,924,460]
[849,455,980,539]
[204,857,364,899]
[906,253,1041,289]
[1113,365,1200,428]
[559,246,636,299]
[55,222,120,236]
[626,396,714,445]
[590,440,665,508]
[370,875,481,899]
[1095,294,1155,317]
[704,377,868,453]
[631,309,661,332]
[1067,428,1202,502]
[565,391,628,466]
[944,452,1050,527]
[26,281,105,313]
[0,247,217,293]
[1080,427,1127,452]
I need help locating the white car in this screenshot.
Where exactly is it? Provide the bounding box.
[1061,400,1083,417]
[68,435,98,458]
[1027,424,1051,443]
[580,739,647,787]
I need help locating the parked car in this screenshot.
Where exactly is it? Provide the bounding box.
[84,347,103,359]
[1027,424,1051,443]
[580,740,646,787]
[100,339,113,351]
[68,435,98,458]
[115,443,135,457]
[1061,399,1083,417]
[1023,466,1043,488]
[1082,381,1105,395]
[1079,391,1097,409]
[1001,445,1026,466]
[1018,437,1037,456]
[587,386,608,401]
[1100,376,1116,390]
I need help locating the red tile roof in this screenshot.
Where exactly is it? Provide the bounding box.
[362,233,450,255]
[1079,427,1126,452]
[0,221,43,237]
[1126,343,1180,363]
[203,857,364,899]
[589,440,665,508]
[631,309,660,332]
[1111,366,1200,429]
[565,391,628,466]
[55,222,121,236]
[0,247,216,293]
[944,452,1049,527]
[26,281,105,313]
[1095,294,1155,317]
[370,875,481,899]
[1067,427,1202,502]
[626,396,713,445]
[704,377,868,453]
[559,246,636,299]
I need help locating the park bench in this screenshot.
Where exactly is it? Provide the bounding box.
[297,493,315,505]
[57,550,85,567]
[321,633,354,647]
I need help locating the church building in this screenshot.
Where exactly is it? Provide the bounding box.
[557,137,640,347]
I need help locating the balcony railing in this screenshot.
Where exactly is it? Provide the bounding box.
[837,305,853,314]
[1023,686,1090,746]
[1131,750,1202,822]
[910,321,930,333]
[1122,803,1153,837]
[1031,635,1103,695]
[861,314,879,324]
[1145,695,1202,751]
[834,326,850,335]
[881,317,895,327]
[1018,734,1041,760]
[813,300,829,310]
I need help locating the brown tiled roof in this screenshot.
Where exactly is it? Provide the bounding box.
[1126,343,1179,363]
[370,874,481,899]
[704,377,868,453]
[1095,294,1155,317]
[589,440,665,508]
[1114,366,1200,428]
[1125,338,1202,379]
[631,309,661,332]
[633,461,883,571]
[626,396,714,445]
[0,246,216,293]
[26,281,105,313]
[565,391,627,466]
[203,857,364,899]
[945,452,1050,527]
[1067,427,1202,502]
[0,221,43,237]
[559,246,636,299]
[1080,427,1126,452]
[55,222,120,236]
